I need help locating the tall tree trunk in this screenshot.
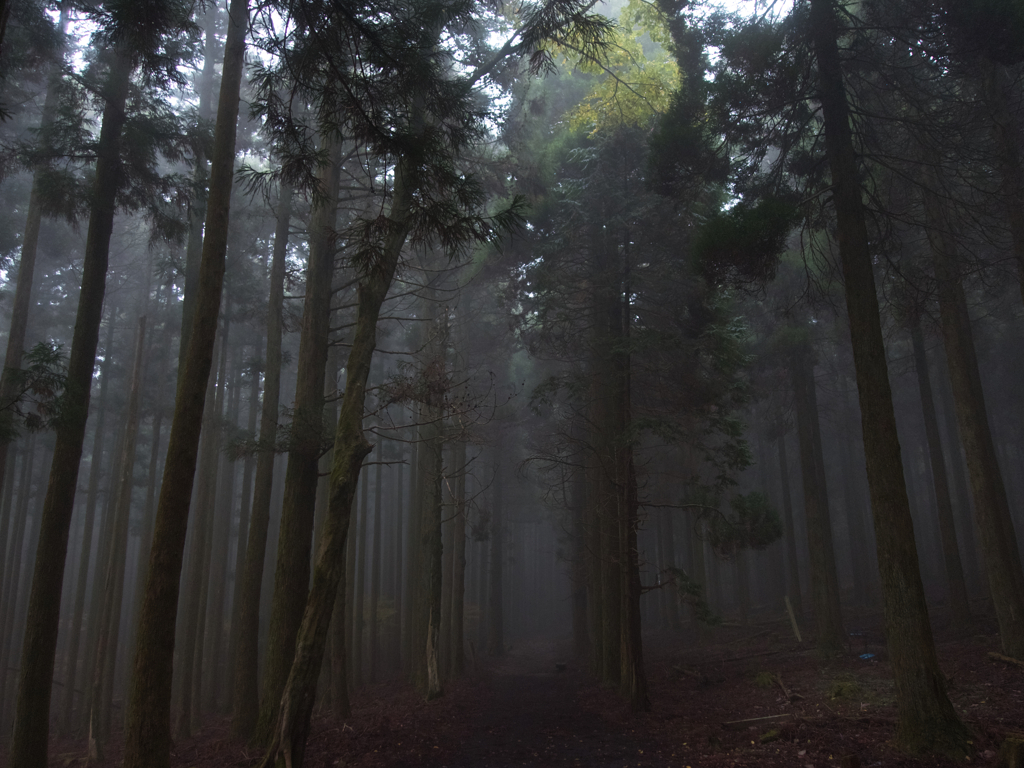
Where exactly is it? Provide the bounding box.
[909,316,972,629]
[0,5,68,503]
[257,152,414,768]
[232,181,291,739]
[487,447,504,658]
[256,138,342,743]
[450,439,467,676]
[980,58,1024,305]
[9,46,133,768]
[174,329,224,739]
[808,0,971,754]
[789,339,845,652]
[777,434,803,617]
[921,172,1024,657]
[352,463,368,689]
[368,439,383,683]
[177,5,222,374]
[122,1,248,763]
[205,351,242,711]
[0,437,36,725]
[226,342,260,713]
[87,316,146,757]
[59,308,116,733]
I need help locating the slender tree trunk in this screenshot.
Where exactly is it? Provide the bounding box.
[439,450,454,682]
[808,0,970,754]
[921,172,1024,657]
[258,153,414,768]
[233,181,291,738]
[122,1,248,763]
[487,447,504,658]
[368,441,383,683]
[451,439,467,676]
[352,465,368,689]
[421,392,444,699]
[909,317,972,628]
[205,353,242,711]
[59,309,116,733]
[226,343,260,713]
[0,6,68,503]
[87,317,146,757]
[256,137,342,743]
[9,46,133,768]
[789,340,845,652]
[980,58,1024,305]
[777,434,803,617]
[177,5,222,375]
[0,437,35,725]
[174,330,224,739]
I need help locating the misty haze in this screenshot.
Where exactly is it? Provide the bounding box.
[0,0,1020,767]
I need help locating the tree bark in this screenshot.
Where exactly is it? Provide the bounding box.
[920,171,1024,657]
[9,45,133,768]
[808,0,971,754]
[0,5,68,504]
[909,316,972,628]
[789,338,845,652]
[450,439,467,675]
[226,340,261,713]
[256,137,342,743]
[487,447,504,658]
[777,434,803,617]
[368,437,383,682]
[122,0,248,763]
[257,153,414,768]
[87,316,146,757]
[232,181,291,739]
[59,309,116,733]
[174,329,224,739]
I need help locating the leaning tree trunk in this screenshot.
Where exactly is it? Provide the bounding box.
[789,338,845,653]
[122,1,247,765]
[909,315,972,629]
[808,0,971,755]
[256,138,342,744]
[258,154,414,768]
[920,172,1024,657]
[8,46,133,768]
[232,181,292,738]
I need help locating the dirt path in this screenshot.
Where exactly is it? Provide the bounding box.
[330,643,677,768]
[409,649,673,768]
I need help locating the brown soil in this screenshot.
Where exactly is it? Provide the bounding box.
[38,614,1024,768]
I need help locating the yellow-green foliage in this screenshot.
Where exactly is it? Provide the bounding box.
[829,680,862,699]
[564,2,678,135]
[753,671,776,688]
[760,729,781,743]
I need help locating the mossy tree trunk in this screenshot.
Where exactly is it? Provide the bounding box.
[256,138,342,743]
[258,154,414,768]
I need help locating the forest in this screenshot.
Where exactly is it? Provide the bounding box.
[0,0,1021,765]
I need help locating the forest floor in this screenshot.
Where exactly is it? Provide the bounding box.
[42,611,1024,768]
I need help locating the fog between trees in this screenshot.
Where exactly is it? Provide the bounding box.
[0,0,1021,765]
